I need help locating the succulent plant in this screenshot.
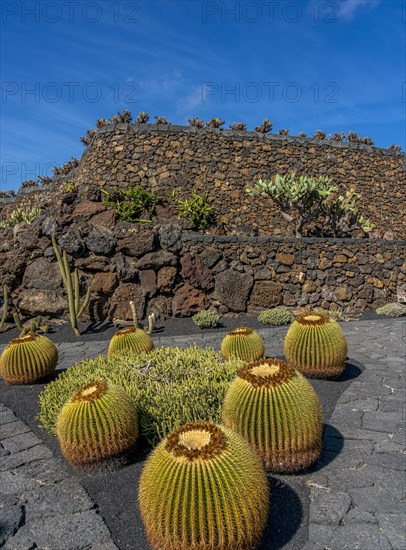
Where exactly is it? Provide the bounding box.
[136,111,150,124]
[107,326,154,357]
[56,380,138,465]
[313,130,327,140]
[139,421,269,550]
[80,128,96,146]
[254,118,272,134]
[206,117,225,128]
[284,309,347,378]
[229,121,247,131]
[38,346,243,445]
[258,307,294,326]
[388,144,402,152]
[298,131,307,137]
[362,136,374,146]
[154,115,170,124]
[376,302,406,317]
[330,132,345,142]
[96,118,110,128]
[188,116,205,128]
[52,237,92,337]
[192,310,220,328]
[0,284,9,332]
[21,179,38,189]
[221,327,265,362]
[278,128,289,136]
[222,358,322,472]
[0,333,58,384]
[346,131,362,144]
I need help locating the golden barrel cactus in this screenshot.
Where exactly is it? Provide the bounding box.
[284,310,347,378]
[221,327,265,362]
[139,421,269,550]
[107,326,154,357]
[0,333,58,384]
[56,380,138,465]
[222,358,322,473]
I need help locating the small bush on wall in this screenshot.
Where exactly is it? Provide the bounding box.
[101,186,162,223]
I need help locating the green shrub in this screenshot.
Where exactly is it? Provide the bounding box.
[258,307,294,326]
[192,310,220,328]
[38,346,243,445]
[101,186,162,223]
[376,303,406,317]
[172,188,216,229]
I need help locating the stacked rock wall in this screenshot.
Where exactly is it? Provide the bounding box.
[74,124,406,238]
[0,202,404,320]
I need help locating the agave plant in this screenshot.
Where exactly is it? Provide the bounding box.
[222,358,323,472]
[139,421,269,550]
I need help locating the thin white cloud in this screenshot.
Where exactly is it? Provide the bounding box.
[339,0,381,20]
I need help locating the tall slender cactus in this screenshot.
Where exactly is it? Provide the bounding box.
[0,284,8,332]
[52,236,91,336]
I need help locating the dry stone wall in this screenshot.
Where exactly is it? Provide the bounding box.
[0,203,404,321]
[74,124,406,239]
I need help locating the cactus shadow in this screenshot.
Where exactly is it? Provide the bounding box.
[340,360,362,381]
[308,424,344,473]
[258,477,303,549]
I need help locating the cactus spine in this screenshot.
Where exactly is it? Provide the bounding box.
[52,236,91,336]
[0,333,58,384]
[139,421,269,550]
[221,327,265,362]
[56,380,138,465]
[222,358,323,473]
[284,310,347,378]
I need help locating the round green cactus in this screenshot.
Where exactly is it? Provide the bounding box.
[284,310,347,378]
[221,327,265,362]
[107,326,154,357]
[0,333,58,385]
[222,358,323,473]
[56,380,138,465]
[139,421,269,550]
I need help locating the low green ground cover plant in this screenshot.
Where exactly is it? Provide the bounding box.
[0,206,41,229]
[172,188,216,229]
[258,307,294,326]
[376,302,406,317]
[102,186,162,223]
[192,310,220,328]
[38,346,243,445]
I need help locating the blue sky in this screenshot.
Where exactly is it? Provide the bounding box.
[1,0,405,190]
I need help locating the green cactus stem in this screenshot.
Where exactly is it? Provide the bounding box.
[0,284,8,332]
[0,333,58,385]
[56,380,138,465]
[52,236,91,336]
[221,327,265,362]
[222,358,323,473]
[284,309,348,379]
[139,421,269,550]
